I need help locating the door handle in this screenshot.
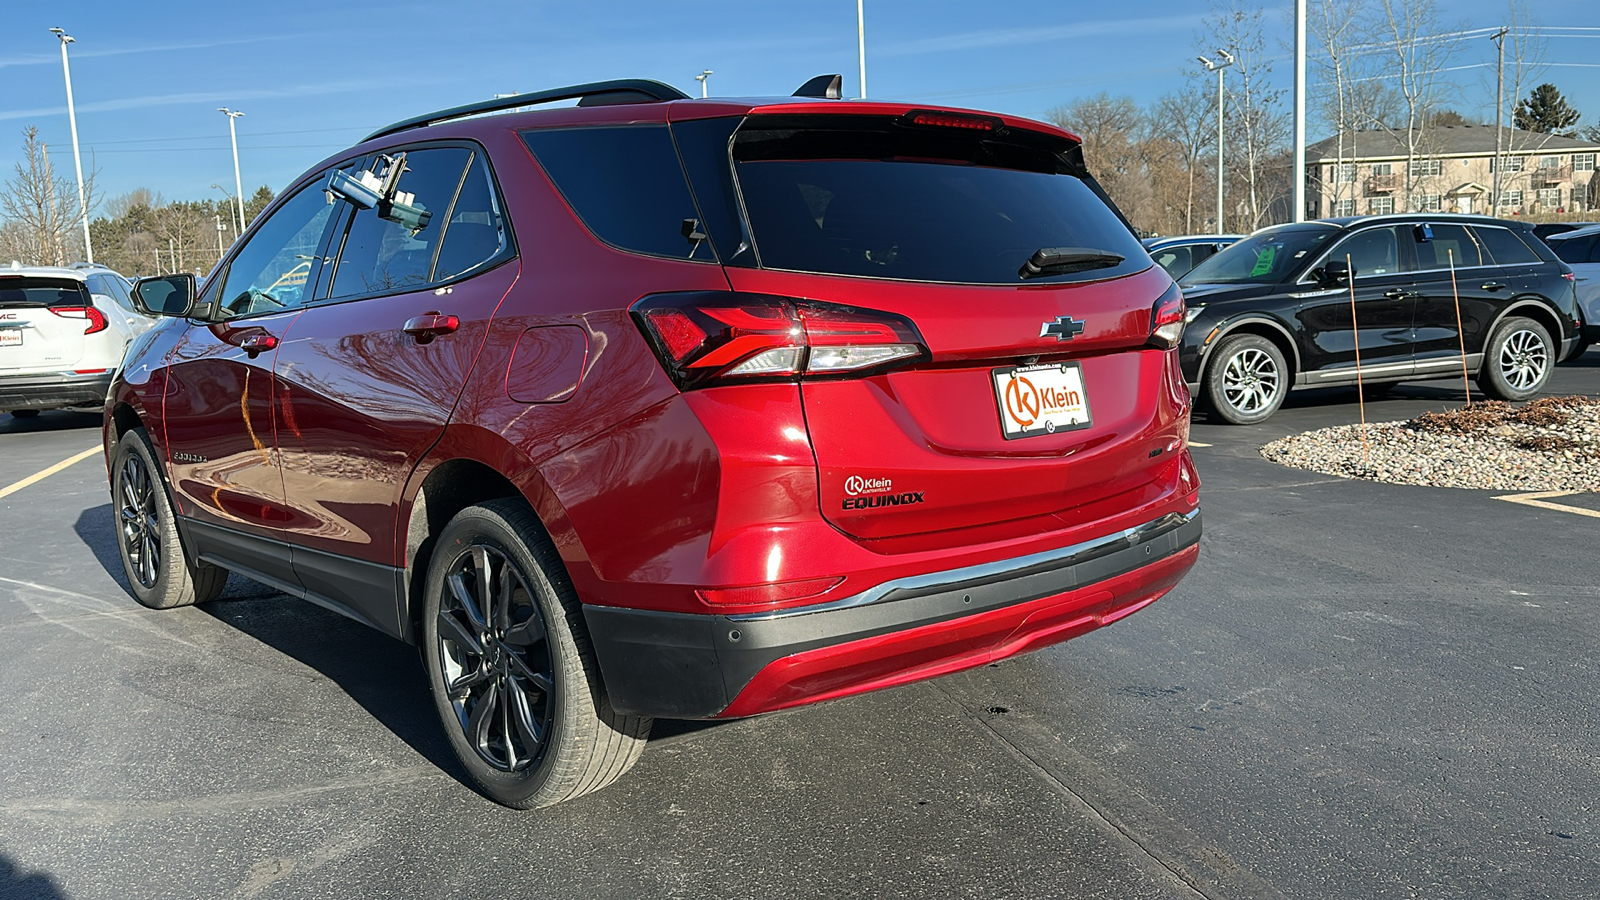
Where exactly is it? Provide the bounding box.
[238,333,278,358]
[1383,289,1411,300]
[403,312,460,344]
[1481,282,1506,292]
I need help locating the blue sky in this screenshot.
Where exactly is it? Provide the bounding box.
[3,0,1598,209]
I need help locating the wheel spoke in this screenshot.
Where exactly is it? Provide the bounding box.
[506,678,546,749]
[447,666,490,697]
[467,679,501,762]
[506,650,553,695]
[494,557,515,633]
[446,571,488,632]
[473,546,495,627]
[500,676,519,769]
[437,609,484,656]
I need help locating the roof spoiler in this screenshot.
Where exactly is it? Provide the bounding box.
[793,74,843,100]
[364,79,690,142]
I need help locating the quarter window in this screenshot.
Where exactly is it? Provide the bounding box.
[215,182,338,317]
[1473,226,1540,265]
[433,153,507,281]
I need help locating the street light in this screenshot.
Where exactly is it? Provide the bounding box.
[1197,50,1234,233]
[857,0,867,99]
[694,70,712,98]
[218,108,246,235]
[50,27,92,264]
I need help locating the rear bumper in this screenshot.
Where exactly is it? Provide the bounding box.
[0,370,113,411]
[584,506,1201,718]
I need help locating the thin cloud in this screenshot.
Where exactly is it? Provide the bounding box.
[0,34,300,69]
[0,78,405,123]
[878,16,1204,57]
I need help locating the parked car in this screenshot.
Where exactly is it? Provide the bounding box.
[1532,222,1600,242]
[1178,214,1583,424]
[105,76,1202,808]
[1142,234,1242,280]
[1545,224,1600,354]
[0,263,153,418]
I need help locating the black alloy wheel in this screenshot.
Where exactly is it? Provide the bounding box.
[110,428,227,609]
[118,451,162,590]
[435,543,556,773]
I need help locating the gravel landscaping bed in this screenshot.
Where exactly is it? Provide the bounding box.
[1260,396,1600,492]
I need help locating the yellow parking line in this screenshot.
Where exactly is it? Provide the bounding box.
[1495,490,1600,520]
[0,446,101,502]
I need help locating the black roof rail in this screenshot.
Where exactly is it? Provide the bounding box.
[363,79,691,142]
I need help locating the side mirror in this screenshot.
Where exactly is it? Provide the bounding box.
[132,274,197,317]
[1320,260,1355,287]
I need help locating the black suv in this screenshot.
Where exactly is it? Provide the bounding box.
[1178,214,1582,424]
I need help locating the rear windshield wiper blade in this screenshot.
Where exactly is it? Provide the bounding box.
[1019,247,1125,280]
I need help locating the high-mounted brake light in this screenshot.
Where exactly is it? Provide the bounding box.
[632,292,927,391]
[1148,284,1186,349]
[902,110,1003,132]
[51,305,108,335]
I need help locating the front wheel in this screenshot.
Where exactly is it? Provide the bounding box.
[1477,316,1553,401]
[1202,334,1289,425]
[422,499,651,809]
[112,428,227,608]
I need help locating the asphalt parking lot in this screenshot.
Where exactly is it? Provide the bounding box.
[1,353,1597,900]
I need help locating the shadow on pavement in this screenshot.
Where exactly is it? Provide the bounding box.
[0,853,68,900]
[0,409,102,436]
[73,504,128,594]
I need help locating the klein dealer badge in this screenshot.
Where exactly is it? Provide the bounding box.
[841,474,925,510]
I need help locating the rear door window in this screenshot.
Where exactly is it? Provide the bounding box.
[1473,226,1541,265]
[728,116,1146,284]
[1413,224,1487,270]
[522,126,712,262]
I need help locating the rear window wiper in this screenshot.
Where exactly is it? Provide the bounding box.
[1019,247,1125,280]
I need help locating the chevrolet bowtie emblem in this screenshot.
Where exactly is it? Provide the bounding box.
[1040,316,1085,341]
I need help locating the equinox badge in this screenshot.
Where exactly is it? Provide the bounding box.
[1040,316,1085,341]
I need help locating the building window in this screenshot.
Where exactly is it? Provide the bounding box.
[1417,194,1442,212]
[1371,162,1393,176]
[1576,153,1596,172]
[1335,164,1356,183]
[1491,156,1525,173]
[1369,196,1395,215]
[1498,190,1524,207]
[1538,188,1561,207]
[1333,198,1356,216]
[1539,155,1562,170]
[1413,159,1442,177]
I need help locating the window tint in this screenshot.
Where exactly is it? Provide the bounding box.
[434,153,506,281]
[0,278,90,309]
[1474,226,1540,265]
[1151,246,1193,278]
[523,126,711,261]
[1328,227,1402,277]
[217,182,338,317]
[1549,233,1597,265]
[329,147,472,299]
[1413,224,1486,269]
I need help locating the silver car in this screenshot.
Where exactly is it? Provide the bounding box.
[1546,225,1600,355]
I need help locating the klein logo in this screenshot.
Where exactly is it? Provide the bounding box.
[844,475,893,496]
[1004,375,1042,428]
[1040,316,1085,341]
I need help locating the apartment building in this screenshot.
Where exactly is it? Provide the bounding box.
[1308,124,1600,219]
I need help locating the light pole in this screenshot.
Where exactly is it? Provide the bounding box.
[1293,0,1307,222]
[50,27,93,264]
[218,108,246,235]
[214,214,224,265]
[856,0,867,99]
[210,184,238,243]
[1198,50,1234,233]
[695,70,713,98]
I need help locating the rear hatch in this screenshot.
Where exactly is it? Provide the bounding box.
[0,275,96,374]
[673,110,1183,542]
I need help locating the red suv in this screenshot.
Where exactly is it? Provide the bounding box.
[106,77,1201,808]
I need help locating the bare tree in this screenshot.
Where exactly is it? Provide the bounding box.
[0,127,97,266]
[1370,0,1461,210]
[1203,2,1290,230]
[1047,94,1153,223]
[1153,85,1218,232]
[1310,0,1376,214]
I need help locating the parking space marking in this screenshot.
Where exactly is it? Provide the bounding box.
[1188,441,1213,447]
[1495,490,1600,520]
[0,446,100,502]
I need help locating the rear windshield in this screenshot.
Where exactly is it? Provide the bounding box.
[0,277,91,308]
[727,116,1148,285]
[1548,232,1597,265]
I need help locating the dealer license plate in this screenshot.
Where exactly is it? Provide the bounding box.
[992,362,1092,440]
[0,330,22,347]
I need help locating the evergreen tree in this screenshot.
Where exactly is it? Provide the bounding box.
[1514,83,1581,136]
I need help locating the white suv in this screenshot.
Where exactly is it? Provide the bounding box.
[0,263,155,418]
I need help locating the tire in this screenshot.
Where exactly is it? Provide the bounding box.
[1202,333,1289,425]
[10,410,40,419]
[1477,316,1553,401]
[422,499,651,809]
[112,428,228,609]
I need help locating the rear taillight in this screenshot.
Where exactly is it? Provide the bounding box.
[1148,284,1185,349]
[51,305,108,335]
[633,292,927,390]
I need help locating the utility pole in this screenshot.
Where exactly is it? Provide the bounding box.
[218,108,246,235]
[1491,27,1509,212]
[1292,0,1307,223]
[215,215,224,265]
[1198,51,1235,232]
[50,28,93,264]
[857,0,867,99]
